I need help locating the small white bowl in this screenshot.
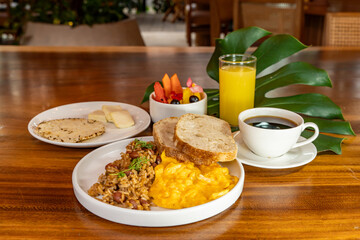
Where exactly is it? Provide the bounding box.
[149,91,207,122]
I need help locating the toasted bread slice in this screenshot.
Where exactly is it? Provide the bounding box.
[34,118,105,143]
[153,117,222,165]
[174,113,237,163]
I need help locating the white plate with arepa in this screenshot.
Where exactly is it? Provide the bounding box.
[28,101,151,148]
[72,136,245,227]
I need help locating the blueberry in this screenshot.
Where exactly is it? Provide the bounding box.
[189,95,199,103]
[170,99,181,104]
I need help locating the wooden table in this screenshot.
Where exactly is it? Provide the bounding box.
[1,46,359,239]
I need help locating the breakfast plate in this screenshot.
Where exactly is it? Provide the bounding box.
[234,131,317,169]
[72,136,245,227]
[28,101,151,148]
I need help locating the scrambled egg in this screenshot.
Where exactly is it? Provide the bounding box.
[149,151,238,209]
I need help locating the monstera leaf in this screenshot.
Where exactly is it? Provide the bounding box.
[206,27,355,154]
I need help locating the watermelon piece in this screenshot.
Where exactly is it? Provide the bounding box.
[162,74,172,99]
[154,82,167,103]
[170,74,183,94]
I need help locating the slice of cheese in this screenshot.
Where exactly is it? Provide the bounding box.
[88,110,107,123]
[110,110,135,129]
[102,105,122,122]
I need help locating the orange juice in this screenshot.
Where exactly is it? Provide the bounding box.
[219,65,256,126]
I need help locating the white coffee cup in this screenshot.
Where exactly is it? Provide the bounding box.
[238,107,319,158]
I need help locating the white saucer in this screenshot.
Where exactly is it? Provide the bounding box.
[234,131,317,169]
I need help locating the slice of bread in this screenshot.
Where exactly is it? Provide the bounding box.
[153,117,216,165]
[174,113,237,163]
[34,118,105,143]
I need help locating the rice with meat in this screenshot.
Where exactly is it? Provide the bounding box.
[88,139,161,210]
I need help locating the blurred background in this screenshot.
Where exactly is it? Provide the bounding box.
[0,0,359,47]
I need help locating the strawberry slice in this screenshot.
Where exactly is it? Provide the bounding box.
[154,82,167,103]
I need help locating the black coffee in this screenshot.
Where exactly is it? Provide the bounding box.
[245,116,297,130]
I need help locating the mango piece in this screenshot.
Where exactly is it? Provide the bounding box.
[183,88,192,104]
[194,92,201,100]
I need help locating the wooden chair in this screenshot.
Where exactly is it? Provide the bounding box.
[185,0,210,46]
[233,0,304,40]
[323,12,360,46]
[209,0,233,46]
[186,0,233,46]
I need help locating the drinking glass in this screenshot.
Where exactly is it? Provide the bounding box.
[219,54,257,126]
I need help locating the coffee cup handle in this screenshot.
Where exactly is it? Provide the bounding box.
[291,122,319,149]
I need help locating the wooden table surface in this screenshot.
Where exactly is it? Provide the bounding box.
[0,46,359,239]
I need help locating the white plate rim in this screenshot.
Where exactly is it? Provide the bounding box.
[72,136,245,227]
[28,101,151,148]
[234,131,317,169]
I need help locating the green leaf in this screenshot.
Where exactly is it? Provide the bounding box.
[206,27,271,81]
[205,90,219,106]
[201,27,355,154]
[141,82,156,104]
[231,126,239,132]
[257,93,344,120]
[207,39,225,82]
[302,131,344,154]
[255,61,332,102]
[303,117,355,136]
[207,104,220,117]
[221,27,271,54]
[204,89,219,117]
[253,34,308,75]
[204,88,219,97]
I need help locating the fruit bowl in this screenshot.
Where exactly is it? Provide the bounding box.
[149,91,207,122]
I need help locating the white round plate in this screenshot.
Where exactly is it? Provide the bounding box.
[28,101,151,148]
[234,132,317,169]
[72,136,245,227]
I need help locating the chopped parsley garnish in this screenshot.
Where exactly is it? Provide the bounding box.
[110,156,149,178]
[134,139,154,149]
[117,172,126,178]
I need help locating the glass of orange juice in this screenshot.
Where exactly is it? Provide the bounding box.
[219,54,257,126]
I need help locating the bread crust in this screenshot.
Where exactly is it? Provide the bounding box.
[174,114,237,162]
[153,117,217,165]
[153,117,179,154]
